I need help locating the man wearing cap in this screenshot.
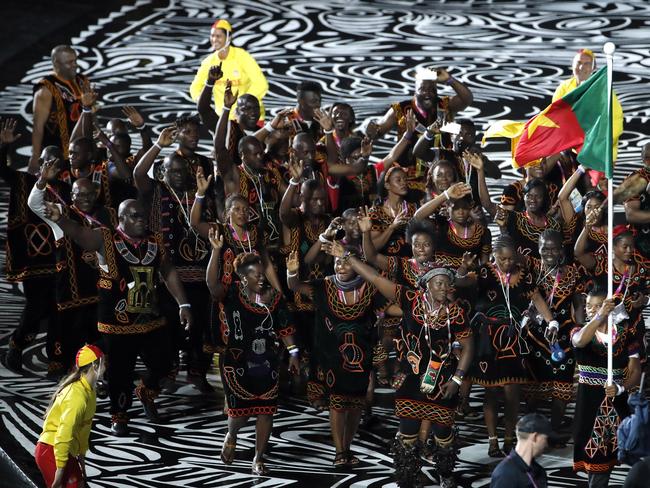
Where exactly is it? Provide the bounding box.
[490,413,550,487]
[189,19,268,122]
[35,344,105,488]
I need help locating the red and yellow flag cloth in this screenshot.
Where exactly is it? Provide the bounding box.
[513,66,623,178]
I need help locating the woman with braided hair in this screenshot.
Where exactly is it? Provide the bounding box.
[456,234,556,457]
[287,244,387,468]
[206,233,299,476]
[324,242,473,488]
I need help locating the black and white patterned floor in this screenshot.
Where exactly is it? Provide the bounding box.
[2,1,650,486]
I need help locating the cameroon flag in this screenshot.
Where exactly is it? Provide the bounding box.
[514,66,621,178]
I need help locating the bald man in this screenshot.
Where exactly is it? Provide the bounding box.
[42,197,192,435]
[31,45,90,172]
[29,172,117,373]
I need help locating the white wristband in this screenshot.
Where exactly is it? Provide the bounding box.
[264,122,275,133]
[179,303,192,309]
[451,376,462,386]
[154,142,162,151]
[223,107,231,112]
[205,82,214,88]
[323,128,334,135]
[319,233,331,243]
[548,320,559,330]
[443,190,451,201]
[289,178,300,186]
[577,165,586,175]
[616,383,625,396]
[287,271,298,278]
[424,130,434,141]
[195,193,205,200]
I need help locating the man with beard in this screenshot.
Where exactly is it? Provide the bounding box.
[41,198,192,436]
[29,163,117,373]
[0,120,68,375]
[30,45,90,171]
[366,68,473,200]
[135,127,215,392]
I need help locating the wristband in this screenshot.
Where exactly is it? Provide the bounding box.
[548,320,560,330]
[135,123,146,130]
[446,77,455,86]
[319,233,331,243]
[264,121,275,133]
[289,349,300,357]
[455,368,466,378]
[154,142,162,150]
[289,178,300,186]
[595,312,602,322]
[223,107,231,112]
[195,193,205,200]
[443,190,451,201]
[179,303,192,309]
[82,106,92,113]
[205,82,214,88]
[287,270,298,278]
[323,128,334,135]
[424,130,434,141]
[615,383,625,396]
[577,165,586,175]
[451,376,462,386]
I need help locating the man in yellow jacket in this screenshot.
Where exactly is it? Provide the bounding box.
[190,19,268,122]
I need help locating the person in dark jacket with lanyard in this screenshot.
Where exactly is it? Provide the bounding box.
[491,413,550,488]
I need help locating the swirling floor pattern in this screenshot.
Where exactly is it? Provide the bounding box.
[1,0,649,486]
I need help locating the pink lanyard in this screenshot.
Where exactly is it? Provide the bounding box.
[614,268,630,297]
[524,210,547,227]
[46,185,105,229]
[547,271,561,305]
[449,220,469,239]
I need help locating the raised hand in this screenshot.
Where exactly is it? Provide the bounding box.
[436,68,451,83]
[208,63,223,84]
[391,208,409,229]
[288,156,304,182]
[324,240,345,258]
[494,205,508,227]
[223,80,239,108]
[446,182,472,200]
[405,109,417,134]
[464,151,483,171]
[79,79,98,108]
[313,108,333,132]
[361,136,373,157]
[286,250,300,274]
[585,206,602,228]
[461,251,477,270]
[39,157,60,182]
[208,226,224,251]
[325,217,343,239]
[358,206,372,233]
[195,167,213,196]
[597,298,616,319]
[365,119,379,140]
[156,126,177,147]
[43,201,62,222]
[270,108,293,130]
[121,106,145,128]
[0,118,20,145]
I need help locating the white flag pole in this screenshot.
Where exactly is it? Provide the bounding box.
[603,41,615,386]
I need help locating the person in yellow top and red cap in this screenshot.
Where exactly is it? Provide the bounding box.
[190,19,268,122]
[35,344,105,488]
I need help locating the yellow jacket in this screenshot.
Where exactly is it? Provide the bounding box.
[553,76,623,159]
[39,377,96,468]
[189,47,268,120]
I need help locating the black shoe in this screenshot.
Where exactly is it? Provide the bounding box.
[4,348,22,373]
[111,421,129,437]
[135,386,160,421]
